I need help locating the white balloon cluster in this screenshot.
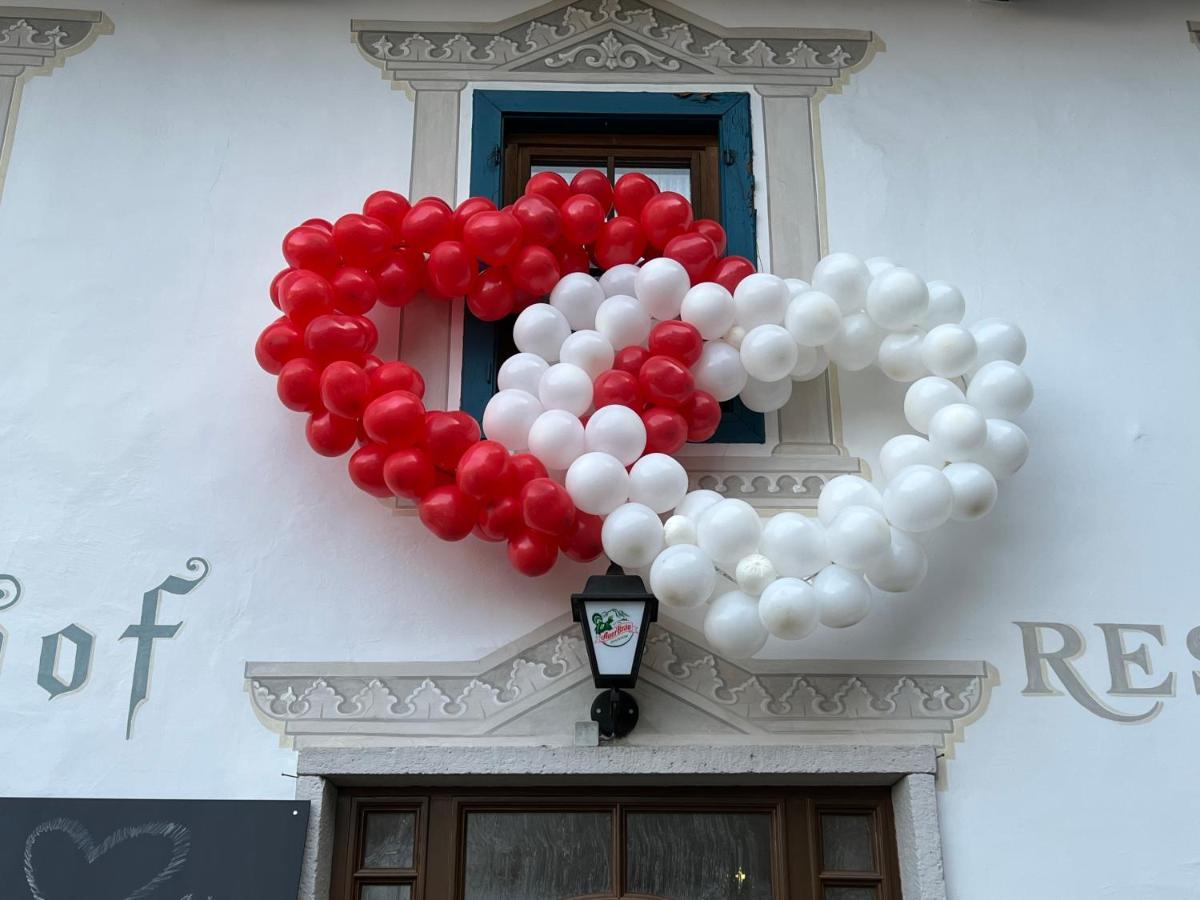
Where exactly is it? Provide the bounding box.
[481,253,1032,659]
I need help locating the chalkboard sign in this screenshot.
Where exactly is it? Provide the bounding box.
[0,798,309,900]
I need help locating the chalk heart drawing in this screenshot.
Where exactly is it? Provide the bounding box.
[23,818,191,900]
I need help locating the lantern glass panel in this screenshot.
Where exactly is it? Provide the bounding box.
[581,599,647,678]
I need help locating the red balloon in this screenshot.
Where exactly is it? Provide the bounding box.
[560,512,604,562]
[640,191,693,249]
[333,214,393,269]
[613,172,660,219]
[383,446,437,500]
[276,357,322,412]
[520,477,575,537]
[681,390,722,442]
[319,360,371,419]
[524,171,570,207]
[301,218,333,234]
[362,190,411,234]
[279,271,335,326]
[452,196,498,239]
[560,193,606,246]
[593,369,642,410]
[427,240,474,298]
[642,406,689,454]
[399,199,454,251]
[649,320,704,367]
[511,194,562,247]
[375,250,426,308]
[555,240,592,276]
[689,218,727,256]
[467,267,516,321]
[512,288,538,314]
[418,485,481,541]
[456,440,513,500]
[569,169,614,213]
[593,216,647,269]
[269,268,293,309]
[330,267,379,315]
[613,345,650,376]
[306,411,359,457]
[508,452,548,487]
[363,390,426,447]
[510,245,560,299]
[507,529,559,576]
[425,410,481,471]
[477,495,523,542]
[638,355,695,408]
[708,255,756,294]
[304,314,375,362]
[462,211,523,266]
[348,443,393,498]
[369,362,425,400]
[663,232,717,284]
[255,317,304,374]
[282,225,340,274]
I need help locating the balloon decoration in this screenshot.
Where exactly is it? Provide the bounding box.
[257,172,1033,658]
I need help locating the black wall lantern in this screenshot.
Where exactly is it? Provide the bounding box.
[571,564,659,739]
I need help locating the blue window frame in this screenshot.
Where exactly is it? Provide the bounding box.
[461,89,764,444]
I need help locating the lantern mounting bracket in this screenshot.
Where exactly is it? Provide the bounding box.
[591,687,640,740]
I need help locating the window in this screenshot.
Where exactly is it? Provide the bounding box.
[331,786,900,900]
[462,90,764,444]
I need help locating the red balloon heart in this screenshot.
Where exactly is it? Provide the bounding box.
[375,250,426,308]
[276,358,322,412]
[593,369,642,409]
[613,346,650,376]
[333,214,393,269]
[363,390,426,447]
[638,355,694,408]
[641,406,689,455]
[467,267,516,321]
[425,411,481,471]
[511,194,563,247]
[462,211,524,266]
[708,255,756,294]
[510,245,560,299]
[593,216,646,270]
[255,318,304,374]
[362,190,411,235]
[613,172,659,219]
[559,512,604,562]
[319,361,371,419]
[427,240,474,298]
[649,320,704,367]
[283,225,340,275]
[348,443,392,498]
[383,446,437,500]
[663,232,717,284]
[306,411,359,457]
[330,268,379,315]
[456,440,514,500]
[419,485,480,541]
[689,218,727,256]
[400,199,455,251]
[520,477,576,537]
[279,271,335,325]
[681,390,722,442]
[524,171,570,207]
[640,191,693,249]
[369,362,425,400]
[560,194,606,246]
[569,169,614,213]
[507,529,559,576]
[452,196,497,239]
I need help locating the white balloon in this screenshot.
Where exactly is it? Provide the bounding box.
[812,252,871,313]
[969,318,1027,373]
[559,330,615,380]
[549,272,605,331]
[599,264,640,298]
[697,499,763,569]
[882,464,954,532]
[675,489,724,522]
[663,514,698,546]
[704,591,769,658]
[691,340,748,402]
[527,409,585,470]
[879,434,944,481]
[565,451,630,515]
[739,376,793,413]
[813,565,872,628]
[481,389,543,452]
[584,404,646,465]
[735,554,777,597]
[650,544,716,608]
[594,295,652,351]
[878,331,928,382]
[920,323,977,379]
[513,303,571,362]
[864,256,896,279]
[927,402,988,461]
[733,273,789,330]
[722,325,747,350]
[903,376,966,434]
[826,505,892,570]
[783,278,811,297]
[635,257,691,320]
[602,502,665,569]
[785,290,842,347]
[758,577,820,640]
[680,282,736,340]
[817,474,884,525]
[759,512,829,578]
[969,418,1030,479]
[538,362,593,417]
[865,530,928,593]
[967,360,1033,420]
[922,281,966,329]
[825,312,883,372]
[628,453,689,514]
[866,267,929,330]
[943,461,998,521]
[790,347,829,382]
[497,352,549,395]
[740,324,800,382]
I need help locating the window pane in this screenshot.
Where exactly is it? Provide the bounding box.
[821,814,875,872]
[824,888,876,900]
[614,164,692,200]
[463,810,611,900]
[361,887,411,900]
[362,812,415,869]
[626,811,773,900]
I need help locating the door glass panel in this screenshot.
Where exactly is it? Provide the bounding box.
[362,811,415,869]
[821,813,875,872]
[824,888,877,900]
[614,164,692,200]
[463,810,612,900]
[626,811,773,900]
[361,887,411,900]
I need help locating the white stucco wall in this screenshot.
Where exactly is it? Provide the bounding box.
[2,1,1199,897]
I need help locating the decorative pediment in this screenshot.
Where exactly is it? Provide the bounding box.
[0,7,107,73]
[352,0,874,87]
